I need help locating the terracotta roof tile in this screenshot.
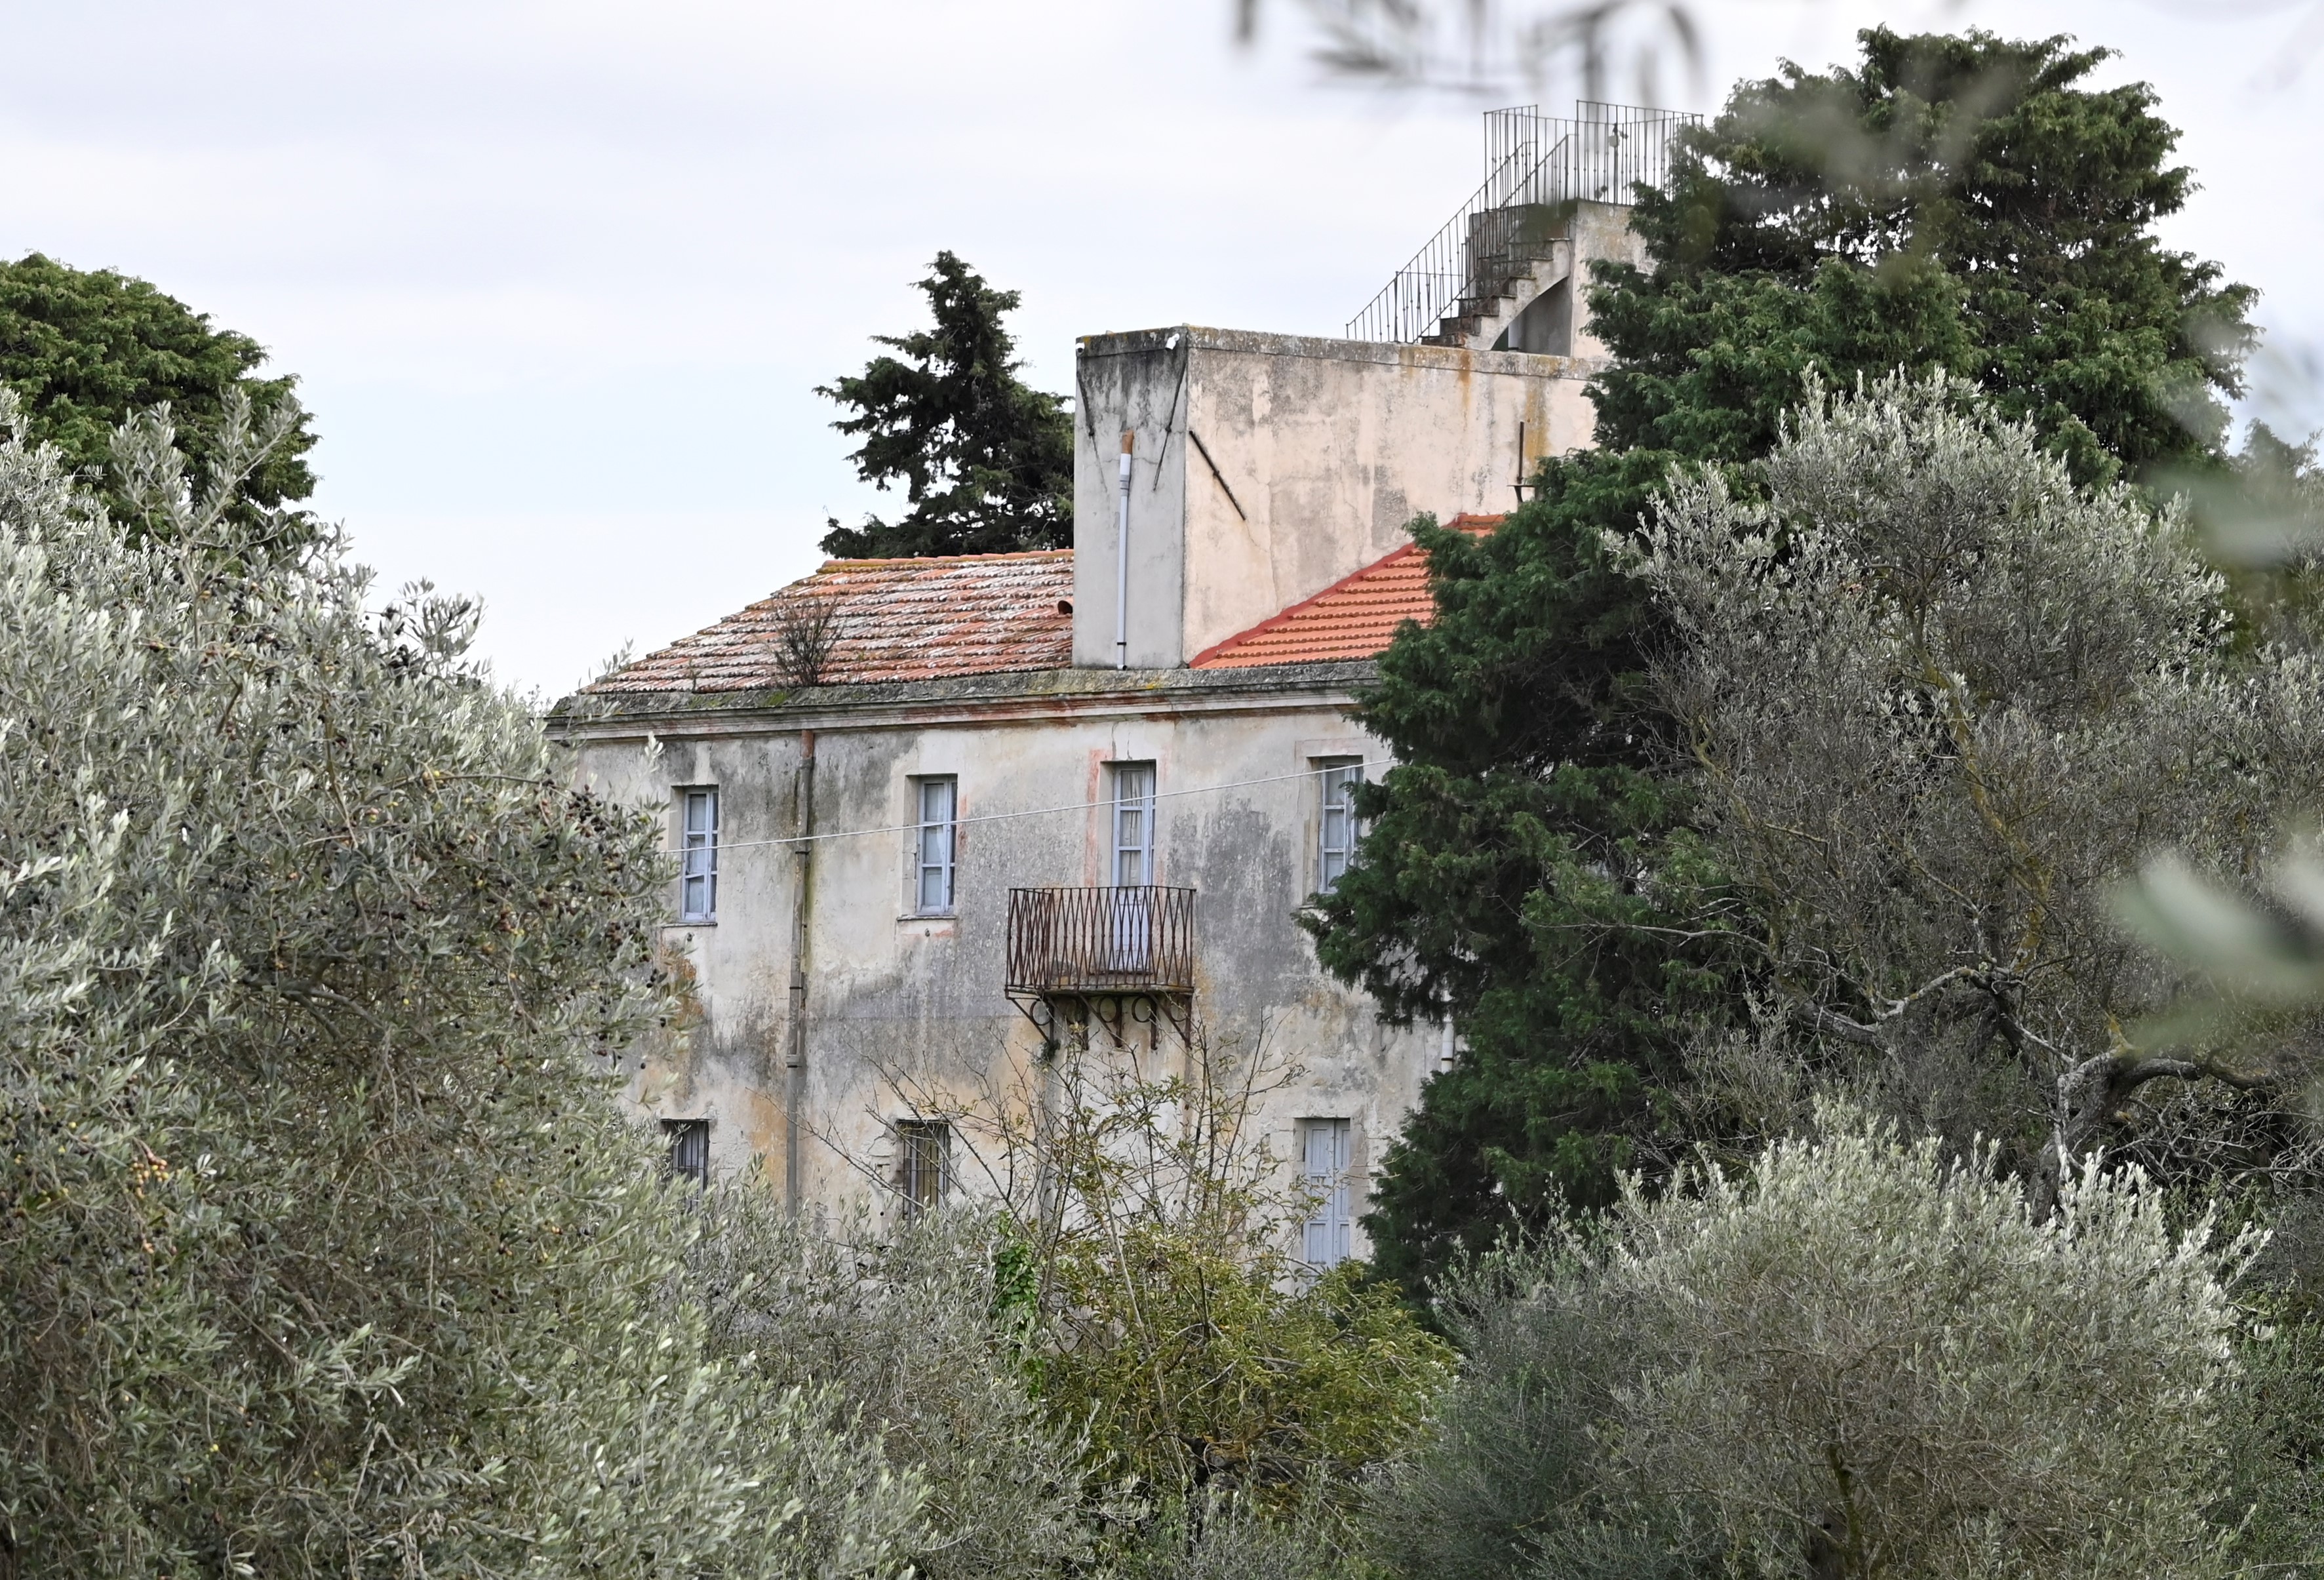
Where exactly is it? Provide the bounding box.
[589,551,1074,694]
[1189,514,1501,669]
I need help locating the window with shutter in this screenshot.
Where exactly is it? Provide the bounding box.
[1316,759,1364,893]
[1299,1118,1352,1267]
[915,777,957,913]
[1110,762,1155,885]
[679,788,719,922]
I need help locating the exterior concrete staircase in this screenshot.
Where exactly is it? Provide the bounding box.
[1347,102,1698,351]
[1419,222,1573,350]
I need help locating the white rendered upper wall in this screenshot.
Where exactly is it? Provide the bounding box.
[1069,327,1598,664]
[1068,193,1656,669]
[1069,326,1598,669]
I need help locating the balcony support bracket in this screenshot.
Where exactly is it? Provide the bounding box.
[1006,987,1191,1052]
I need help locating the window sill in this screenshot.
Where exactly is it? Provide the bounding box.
[666,918,717,929]
[899,913,958,934]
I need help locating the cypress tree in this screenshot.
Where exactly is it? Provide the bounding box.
[1307,26,2255,1292]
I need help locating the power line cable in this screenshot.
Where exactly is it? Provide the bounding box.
[664,757,1388,855]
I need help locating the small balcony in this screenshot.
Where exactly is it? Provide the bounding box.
[1005,886,1198,998]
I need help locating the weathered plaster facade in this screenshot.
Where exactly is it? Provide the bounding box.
[553,315,1614,1257]
[555,662,1433,1238]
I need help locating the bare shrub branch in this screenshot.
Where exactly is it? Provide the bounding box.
[774,583,846,687]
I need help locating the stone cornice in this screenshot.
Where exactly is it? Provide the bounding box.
[547,661,1377,744]
[1078,323,1607,383]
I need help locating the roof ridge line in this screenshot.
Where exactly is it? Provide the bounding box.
[1187,541,1423,669]
[813,548,1074,571]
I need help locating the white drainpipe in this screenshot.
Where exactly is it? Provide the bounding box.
[1114,430,1133,670]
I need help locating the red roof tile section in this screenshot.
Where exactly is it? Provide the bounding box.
[1189,514,1501,669]
[589,551,1074,694]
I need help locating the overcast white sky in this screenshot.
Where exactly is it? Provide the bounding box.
[0,0,2317,698]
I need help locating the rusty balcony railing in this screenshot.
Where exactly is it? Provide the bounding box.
[1006,886,1197,997]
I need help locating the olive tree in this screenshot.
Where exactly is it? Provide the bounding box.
[1377,1111,2256,1580]
[0,389,922,1576]
[1628,373,2324,1199]
[1618,1114,2252,1578]
[693,1200,1100,1580]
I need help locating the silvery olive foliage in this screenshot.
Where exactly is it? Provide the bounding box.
[1613,1112,2254,1579]
[1368,1228,1695,1580]
[1120,1493,1368,1580]
[0,388,923,1576]
[692,1199,1099,1580]
[1627,373,2324,1198]
[1381,1111,2255,1580]
[2116,429,2324,1042]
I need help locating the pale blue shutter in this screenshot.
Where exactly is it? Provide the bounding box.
[1301,1119,1352,1267]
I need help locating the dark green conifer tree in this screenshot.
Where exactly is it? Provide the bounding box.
[819,252,1073,557]
[1309,26,2255,1292]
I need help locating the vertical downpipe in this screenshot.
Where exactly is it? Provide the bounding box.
[784,728,817,1217]
[1114,430,1133,670]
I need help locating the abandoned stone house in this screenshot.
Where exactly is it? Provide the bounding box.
[548,102,1691,1264]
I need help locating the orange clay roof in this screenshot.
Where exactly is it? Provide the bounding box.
[588,550,1074,694]
[1189,514,1501,669]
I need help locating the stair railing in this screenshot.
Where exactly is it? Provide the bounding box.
[1347,102,1701,345]
[1343,140,1556,345]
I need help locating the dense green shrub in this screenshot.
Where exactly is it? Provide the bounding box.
[865,1027,1457,1522]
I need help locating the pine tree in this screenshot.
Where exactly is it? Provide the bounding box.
[819,252,1073,557]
